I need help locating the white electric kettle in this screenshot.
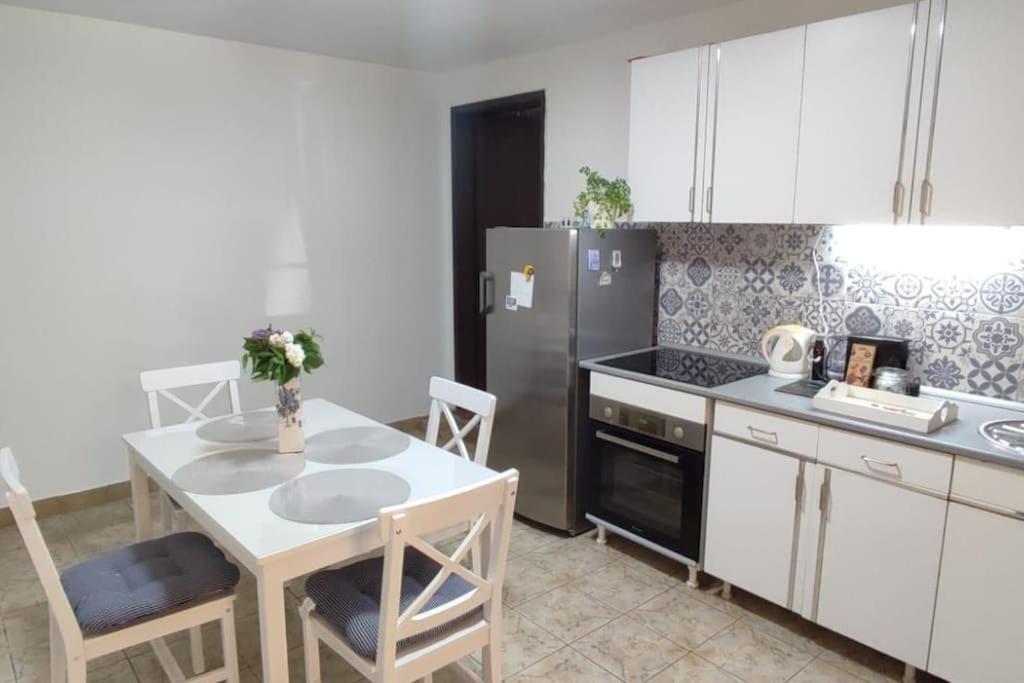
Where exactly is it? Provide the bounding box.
[760,324,817,379]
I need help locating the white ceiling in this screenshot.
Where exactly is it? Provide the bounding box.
[1,0,742,71]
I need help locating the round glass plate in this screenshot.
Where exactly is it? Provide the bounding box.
[305,427,410,464]
[195,411,277,443]
[268,469,411,525]
[172,448,305,495]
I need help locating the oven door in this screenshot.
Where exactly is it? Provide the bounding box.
[587,424,704,562]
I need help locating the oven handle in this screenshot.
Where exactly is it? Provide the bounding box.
[595,430,680,464]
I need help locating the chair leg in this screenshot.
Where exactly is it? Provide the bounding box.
[188,625,206,674]
[49,609,65,683]
[482,605,503,683]
[221,604,240,683]
[300,599,322,683]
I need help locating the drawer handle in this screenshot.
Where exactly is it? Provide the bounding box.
[747,426,779,445]
[861,455,901,473]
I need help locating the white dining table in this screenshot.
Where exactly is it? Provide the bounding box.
[123,398,497,682]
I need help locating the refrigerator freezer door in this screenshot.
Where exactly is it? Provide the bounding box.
[485,228,577,530]
[576,230,658,361]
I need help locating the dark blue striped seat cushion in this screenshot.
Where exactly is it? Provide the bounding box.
[61,532,240,634]
[306,548,483,659]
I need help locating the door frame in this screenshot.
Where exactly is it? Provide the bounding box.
[450,90,545,388]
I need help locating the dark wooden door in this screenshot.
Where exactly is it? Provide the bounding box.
[451,92,544,389]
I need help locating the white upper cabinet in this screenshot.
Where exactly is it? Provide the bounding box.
[917,0,1024,225]
[628,48,702,222]
[794,3,922,225]
[710,27,806,224]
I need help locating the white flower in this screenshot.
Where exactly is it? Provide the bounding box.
[285,342,306,368]
[281,330,294,344]
[269,333,284,348]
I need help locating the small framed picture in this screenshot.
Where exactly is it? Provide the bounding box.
[845,342,878,387]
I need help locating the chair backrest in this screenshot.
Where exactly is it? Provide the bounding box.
[1,448,83,652]
[425,377,497,466]
[139,360,242,428]
[374,469,518,672]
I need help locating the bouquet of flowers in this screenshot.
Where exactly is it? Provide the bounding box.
[242,326,324,385]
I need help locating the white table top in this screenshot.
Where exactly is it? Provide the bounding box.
[123,399,497,568]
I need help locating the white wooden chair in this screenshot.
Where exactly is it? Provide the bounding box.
[139,360,243,533]
[139,359,242,674]
[299,469,519,683]
[0,447,241,683]
[425,377,497,467]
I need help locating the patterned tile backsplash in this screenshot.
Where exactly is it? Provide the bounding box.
[650,223,1024,402]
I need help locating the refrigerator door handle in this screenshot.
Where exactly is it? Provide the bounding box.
[479,271,495,314]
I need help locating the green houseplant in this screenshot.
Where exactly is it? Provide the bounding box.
[573,166,634,236]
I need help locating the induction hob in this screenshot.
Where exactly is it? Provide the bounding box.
[594,347,767,388]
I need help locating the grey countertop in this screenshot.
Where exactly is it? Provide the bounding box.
[581,346,1024,470]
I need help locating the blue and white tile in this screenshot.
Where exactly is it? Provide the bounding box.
[811,263,845,300]
[844,305,884,337]
[740,257,777,294]
[657,318,683,345]
[972,316,1024,360]
[965,356,1023,400]
[687,257,714,288]
[918,354,969,391]
[918,276,979,313]
[845,266,897,306]
[775,261,813,297]
[977,272,1024,316]
[922,311,976,358]
[660,288,684,317]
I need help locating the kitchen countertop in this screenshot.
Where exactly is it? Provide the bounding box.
[581,346,1024,471]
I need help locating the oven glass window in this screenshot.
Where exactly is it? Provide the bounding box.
[596,436,684,542]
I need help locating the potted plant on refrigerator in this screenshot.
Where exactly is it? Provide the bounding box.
[573,166,634,237]
[242,326,324,453]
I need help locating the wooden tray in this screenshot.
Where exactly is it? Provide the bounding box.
[813,380,959,433]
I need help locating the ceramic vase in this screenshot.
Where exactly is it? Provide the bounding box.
[276,378,304,453]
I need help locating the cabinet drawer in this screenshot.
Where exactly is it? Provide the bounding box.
[817,428,952,494]
[713,403,818,458]
[952,457,1024,515]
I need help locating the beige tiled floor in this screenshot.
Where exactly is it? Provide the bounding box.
[0,417,947,681]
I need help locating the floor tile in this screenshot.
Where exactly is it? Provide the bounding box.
[649,652,743,682]
[572,561,674,612]
[508,519,561,558]
[40,500,133,538]
[67,521,137,561]
[694,620,815,683]
[88,659,139,683]
[572,615,686,682]
[815,634,903,683]
[468,609,562,676]
[523,538,617,583]
[502,555,571,606]
[738,606,825,657]
[508,646,619,683]
[791,657,874,682]
[515,584,619,643]
[630,586,738,650]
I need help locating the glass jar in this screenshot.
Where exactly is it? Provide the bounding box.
[873,367,909,393]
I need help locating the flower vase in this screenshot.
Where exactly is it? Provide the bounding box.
[276,378,304,453]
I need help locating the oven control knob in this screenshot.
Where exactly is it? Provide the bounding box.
[673,426,685,440]
[602,406,613,419]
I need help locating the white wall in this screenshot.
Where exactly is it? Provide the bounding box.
[436,0,906,374]
[0,5,444,502]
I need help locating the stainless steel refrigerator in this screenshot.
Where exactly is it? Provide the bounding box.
[481,227,657,533]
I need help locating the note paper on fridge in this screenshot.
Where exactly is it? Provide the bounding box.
[509,272,534,308]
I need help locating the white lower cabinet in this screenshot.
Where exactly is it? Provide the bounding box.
[928,503,1024,683]
[704,435,804,609]
[804,466,946,670]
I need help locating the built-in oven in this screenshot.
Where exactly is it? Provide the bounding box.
[585,394,706,565]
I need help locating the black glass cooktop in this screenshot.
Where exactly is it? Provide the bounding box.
[596,347,767,388]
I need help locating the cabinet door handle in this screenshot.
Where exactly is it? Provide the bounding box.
[810,468,832,623]
[705,186,714,216]
[891,180,905,219]
[919,179,934,218]
[861,455,901,472]
[689,186,696,214]
[747,426,778,445]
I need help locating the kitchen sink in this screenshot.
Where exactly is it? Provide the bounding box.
[980,420,1024,456]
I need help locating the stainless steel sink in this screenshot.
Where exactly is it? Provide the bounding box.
[980,420,1024,456]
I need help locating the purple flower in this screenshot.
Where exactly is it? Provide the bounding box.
[251,327,271,340]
